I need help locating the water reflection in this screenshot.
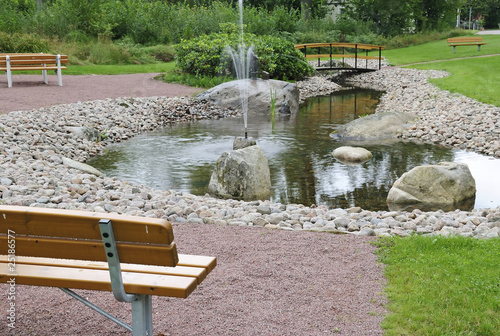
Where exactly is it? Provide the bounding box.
[88,87,500,211]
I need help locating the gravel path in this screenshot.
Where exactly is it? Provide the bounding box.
[0,73,202,114]
[1,224,386,336]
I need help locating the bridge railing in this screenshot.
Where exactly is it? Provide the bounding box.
[294,43,385,72]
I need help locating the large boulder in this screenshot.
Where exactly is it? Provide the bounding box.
[197,79,299,117]
[387,162,476,211]
[332,111,417,143]
[332,146,372,164]
[208,145,271,201]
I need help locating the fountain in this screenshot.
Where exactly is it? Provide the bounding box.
[225,0,256,141]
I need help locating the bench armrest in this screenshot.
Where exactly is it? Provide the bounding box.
[99,219,137,303]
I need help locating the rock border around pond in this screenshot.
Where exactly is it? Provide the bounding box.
[0,72,499,239]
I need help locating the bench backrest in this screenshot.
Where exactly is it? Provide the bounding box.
[447,37,483,43]
[0,206,178,267]
[0,53,69,66]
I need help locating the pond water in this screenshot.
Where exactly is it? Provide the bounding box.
[88,87,500,211]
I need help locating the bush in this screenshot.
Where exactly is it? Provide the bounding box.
[175,32,314,81]
[0,32,49,53]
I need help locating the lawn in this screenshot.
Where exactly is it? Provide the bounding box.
[64,62,176,75]
[411,55,500,106]
[376,236,500,336]
[383,35,500,66]
[380,35,500,107]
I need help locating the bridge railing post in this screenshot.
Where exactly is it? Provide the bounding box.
[379,47,382,70]
[355,44,358,69]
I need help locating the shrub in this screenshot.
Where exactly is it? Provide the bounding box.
[175,32,314,81]
[0,32,49,53]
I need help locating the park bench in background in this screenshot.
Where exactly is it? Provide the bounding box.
[0,205,216,336]
[0,53,68,88]
[447,37,487,54]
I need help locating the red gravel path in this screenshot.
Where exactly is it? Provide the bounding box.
[1,224,387,335]
[0,73,202,114]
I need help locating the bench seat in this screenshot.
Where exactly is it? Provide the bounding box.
[447,37,487,53]
[0,205,216,335]
[0,66,67,71]
[0,254,216,297]
[0,53,68,87]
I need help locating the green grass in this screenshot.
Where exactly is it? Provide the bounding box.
[64,62,176,75]
[159,70,233,88]
[375,236,500,336]
[12,62,177,76]
[378,34,500,107]
[411,56,500,106]
[383,35,500,66]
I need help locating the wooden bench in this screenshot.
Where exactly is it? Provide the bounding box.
[0,205,216,335]
[0,53,68,88]
[447,37,487,54]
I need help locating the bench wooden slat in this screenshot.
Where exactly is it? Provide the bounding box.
[0,236,178,267]
[0,255,209,283]
[447,37,485,43]
[178,254,217,274]
[0,59,68,65]
[448,43,487,46]
[0,262,198,298]
[0,66,68,71]
[0,205,174,244]
[0,54,68,61]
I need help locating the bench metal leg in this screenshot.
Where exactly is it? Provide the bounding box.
[43,66,48,84]
[61,288,154,335]
[57,54,63,86]
[132,295,153,336]
[6,55,12,88]
[453,46,456,54]
[60,288,133,332]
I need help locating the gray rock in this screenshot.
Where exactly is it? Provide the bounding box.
[197,79,299,117]
[332,146,372,164]
[208,145,271,201]
[67,126,102,142]
[1,177,14,186]
[332,111,417,142]
[358,227,375,236]
[387,162,476,211]
[233,136,257,150]
[62,157,103,176]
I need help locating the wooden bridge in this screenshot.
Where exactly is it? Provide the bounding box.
[294,43,384,72]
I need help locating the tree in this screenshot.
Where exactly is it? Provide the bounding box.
[462,0,500,28]
[345,0,466,36]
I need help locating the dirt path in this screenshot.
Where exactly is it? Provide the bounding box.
[0,224,387,335]
[0,73,203,114]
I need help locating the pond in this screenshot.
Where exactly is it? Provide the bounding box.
[88,87,500,211]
